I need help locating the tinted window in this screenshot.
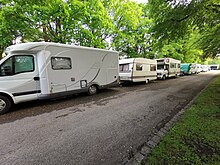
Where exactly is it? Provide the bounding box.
[0,55,34,76]
[157,64,164,70]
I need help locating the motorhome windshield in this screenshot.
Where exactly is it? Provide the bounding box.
[190,64,196,69]
[157,64,164,70]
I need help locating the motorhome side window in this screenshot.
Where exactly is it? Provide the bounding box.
[119,64,130,72]
[150,64,156,71]
[170,63,175,68]
[51,57,72,70]
[136,63,143,71]
[0,55,34,76]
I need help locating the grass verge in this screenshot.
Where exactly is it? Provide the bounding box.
[147,76,220,164]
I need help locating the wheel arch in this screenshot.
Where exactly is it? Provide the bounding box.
[0,92,15,105]
[88,82,100,89]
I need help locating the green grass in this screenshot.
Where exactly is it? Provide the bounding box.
[147,76,220,165]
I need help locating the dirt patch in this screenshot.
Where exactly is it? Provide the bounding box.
[213,112,220,119]
[183,133,220,162]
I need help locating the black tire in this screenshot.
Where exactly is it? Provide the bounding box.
[162,75,166,80]
[88,85,98,95]
[0,95,12,115]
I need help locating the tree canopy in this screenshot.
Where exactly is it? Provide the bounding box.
[0,0,219,61]
[148,0,220,60]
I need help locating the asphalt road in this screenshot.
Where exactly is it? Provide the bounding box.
[0,71,219,165]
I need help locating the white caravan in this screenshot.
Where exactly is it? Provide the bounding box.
[157,58,181,80]
[119,58,157,83]
[0,42,119,114]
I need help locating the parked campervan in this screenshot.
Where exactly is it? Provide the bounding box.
[180,63,200,75]
[0,42,119,114]
[119,58,157,83]
[180,63,191,75]
[156,58,180,80]
[189,63,197,74]
[209,64,219,70]
[201,65,209,72]
[196,64,202,73]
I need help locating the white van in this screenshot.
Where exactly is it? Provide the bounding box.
[156,58,181,80]
[0,42,119,114]
[119,58,157,83]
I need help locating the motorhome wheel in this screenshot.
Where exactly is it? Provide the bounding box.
[162,75,166,80]
[0,95,12,115]
[88,85,98,95]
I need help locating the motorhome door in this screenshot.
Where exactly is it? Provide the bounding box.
[0,54,40,101]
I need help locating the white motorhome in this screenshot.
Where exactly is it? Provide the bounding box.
[201,65,209,72]
[196,64,202,73]
[189,63,197,74]
[209,64,219,70]
[157,58,181,80]
[0,42,119,114]
[119,58,157,83]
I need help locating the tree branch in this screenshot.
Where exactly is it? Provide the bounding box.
[171,14,190,22]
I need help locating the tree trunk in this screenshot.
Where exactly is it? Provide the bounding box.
[0,50,3,60]
[43,26,49,42]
